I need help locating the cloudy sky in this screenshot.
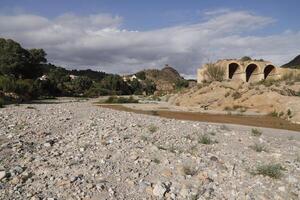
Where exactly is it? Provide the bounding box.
[0,0,299,78]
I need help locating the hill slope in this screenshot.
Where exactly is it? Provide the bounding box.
[130,65,188,92]
[281,55,300,69]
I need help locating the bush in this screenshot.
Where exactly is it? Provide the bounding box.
[251,128,262,136]
[104,96,138,104]
[175,79,189,90]
[198,134,217,144]
[240,56,252,61]
[204,63,225,82]
[148,124,158,133]
[254,164,284,179]
[249,143,267,152]
[232,91,242,99]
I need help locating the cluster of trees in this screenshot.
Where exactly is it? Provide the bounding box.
[0,38,156,104]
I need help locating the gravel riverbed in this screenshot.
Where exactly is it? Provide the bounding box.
[0,98,299,200]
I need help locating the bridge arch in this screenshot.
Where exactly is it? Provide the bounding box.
[228,63,242,79]
[246,64,259,82]
[264,65,276,79]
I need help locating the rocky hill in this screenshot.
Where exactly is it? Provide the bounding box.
[132,65,188,93]
[281,55,300,69]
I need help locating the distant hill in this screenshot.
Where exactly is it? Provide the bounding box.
[131,65,188,92]
[281,55,300,69]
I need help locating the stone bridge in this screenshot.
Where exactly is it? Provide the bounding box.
[197,59,285,83]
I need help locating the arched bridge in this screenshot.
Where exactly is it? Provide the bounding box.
[197,59,282,83]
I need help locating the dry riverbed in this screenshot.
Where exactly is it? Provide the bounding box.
[0,98,299,199]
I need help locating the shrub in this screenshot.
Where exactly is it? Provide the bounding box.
[269,110,278,117]
[249,143,267,152]
[104,96,138,104]
[254,164,284,179]
[175,79,189,90]
[251,128,262,136]
[198,134,217,144]
[232,91,242,99]
[204,63,225,82]
[148,124,158,133]
[240,56,252,61]
[287,109,292,117]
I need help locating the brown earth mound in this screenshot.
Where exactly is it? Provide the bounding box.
[169,80,300,123]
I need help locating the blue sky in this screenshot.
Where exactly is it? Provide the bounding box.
[1,0,299,32]
[0,0,299,76]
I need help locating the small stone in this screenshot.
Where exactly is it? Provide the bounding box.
[278,186,285,192]
[286,175,298,184]
[0,171,6,180]
[44,142,52,147]
[153,182,167,198]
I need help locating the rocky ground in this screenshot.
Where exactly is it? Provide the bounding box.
[0,98,299,200]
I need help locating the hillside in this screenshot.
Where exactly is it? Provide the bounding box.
[132,65,188,92]
[169,80,300,123]
[281,55,300,69]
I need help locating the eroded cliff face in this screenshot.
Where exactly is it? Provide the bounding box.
[169,80,300,123]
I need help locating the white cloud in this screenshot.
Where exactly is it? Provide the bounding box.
[0,10,299,78]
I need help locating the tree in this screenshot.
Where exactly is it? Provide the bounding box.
[0,38,31,77]
[204,63,225,82]
[29,49,47,64]
[241,56,252,61]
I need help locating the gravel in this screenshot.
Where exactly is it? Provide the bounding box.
[0,98,299,199]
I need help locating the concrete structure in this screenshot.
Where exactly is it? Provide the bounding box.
[197,59,288,83]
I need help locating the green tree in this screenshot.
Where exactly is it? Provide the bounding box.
[0,38,31,77]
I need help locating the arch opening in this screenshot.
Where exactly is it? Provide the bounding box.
[228,63,241,79]
[246,64,258,82]
[264,65,276,79]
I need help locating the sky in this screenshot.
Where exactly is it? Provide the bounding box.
[0,0,300,78]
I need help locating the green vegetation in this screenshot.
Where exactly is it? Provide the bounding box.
[203,63,225,82]
[254,163,284,179]
[198,134,217,145]
[249,143,267,152]
[251,128,262,137]
[175,79,189,90]
[104,96,138,104]
[148,124,158,133]
[240,56,252,61]
[0,38,159,105]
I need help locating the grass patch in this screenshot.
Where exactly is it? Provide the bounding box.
[251,128,262,137]
[103,96,138,104]
[148,124,158,133]
[198,134,218,145]
[254,163,284,179]
[249,143,268,152]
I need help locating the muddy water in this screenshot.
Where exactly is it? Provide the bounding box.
[98,104,300,132]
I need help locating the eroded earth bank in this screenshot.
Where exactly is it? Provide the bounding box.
[0,99,299,199]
